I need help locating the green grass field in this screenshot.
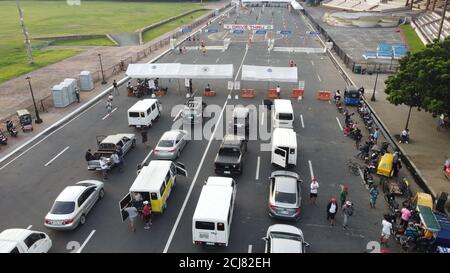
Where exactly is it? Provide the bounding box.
[143,10,209,43]
[0,1,205,83]
[49,37,116,46]
[400,24,426,54]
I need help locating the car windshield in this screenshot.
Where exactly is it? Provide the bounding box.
[51,201,75,214]
[271,232,302,242]
[219,147,240,157]
[158,139,174,147]
[275,191,296,204]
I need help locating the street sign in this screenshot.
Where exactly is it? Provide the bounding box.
[255,30,267,35]
[181,28,192,33]
[224,24,274,30]
[277,30,292,35]
[228,81,234,90]
[206,28,219,33]
[232,29,244,34]
[298,80,305,90]
[234,81,240,90]
[306,31,320,35]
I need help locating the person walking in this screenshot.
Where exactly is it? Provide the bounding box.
[75,87,80,103]
[99,157,109,180]
[189,79,193,95]
[310,177,319,205]
[113,80,119,96]
[141,129,148,147]
[124,205,138,232]
[342,201,354,229]
[142,201,152,229]
[372,128,380,144]
[369,184,379,208]
[276,85,281,98]
[85,149,94,162]
[106,101,112,113]
[107,93,114,103]
[111,152,122,172]
[326,198,338,226]
[339,185,348,207]
[380,214,393,247]
[115,145,124,170]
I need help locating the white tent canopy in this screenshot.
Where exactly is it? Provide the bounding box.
[241,65,298,83]
[290,1,304,10]
[242,0,291,2]
[126,63,234,79]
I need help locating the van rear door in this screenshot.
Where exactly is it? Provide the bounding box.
[273,148,287,168]
[195,221,217,245]
[173,162,188,177]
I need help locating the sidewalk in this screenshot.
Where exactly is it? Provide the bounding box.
[0,0,231,158]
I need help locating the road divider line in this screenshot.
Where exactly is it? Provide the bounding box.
[44,146,70,167]
[311,60,315,66]
[248,244,253,253]
[173,109,183,122]
[193,57,199,63]
[216,57,221,63]
[317,73,322,82]
[26,225,32,230]
[300,114,304,128]
[141,149,154,166]
[102,107,118,120]
[256,156,260,180]
[76,230,96,253]
[335,117,343,131]
[261,111,265,126]
[308,160,314,180]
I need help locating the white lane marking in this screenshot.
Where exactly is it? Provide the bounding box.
[76,230,96,253]
[193,57,199,63]
[248,244,253,253]
[102,107,118,120]
[0,99,102,171]
[260,111,265,126]
[44,146,70,167]
[308,160,314,180]
[216,57,221,63]
[256,156,261,180]
[317,73,322,82]
[141,149,154,166]
[329,100,331,104]
[174,57,179,62]
[173,109,183,122]
[192,89,199,96]
[163,100,228,253]
[26,225,32,230]
[311,60,314,66]
[300,114,305,128]
[335,117,343,131]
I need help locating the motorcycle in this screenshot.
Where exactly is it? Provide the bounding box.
[335,99,343,114]
[349,128,362,141]
[363,166,374,187]
[0,130,8,145]
[384,192,401,218]
[444,158,450,180]
[6,120,18,137]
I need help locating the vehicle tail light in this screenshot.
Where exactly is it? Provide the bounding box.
[154,148,159,152]
[295,208,301,215]
[269,203,276,210]
[44,219,51,225]
[168,148,176,152]
[62,219,74,225]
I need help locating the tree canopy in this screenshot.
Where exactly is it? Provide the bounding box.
[385,37,450,116]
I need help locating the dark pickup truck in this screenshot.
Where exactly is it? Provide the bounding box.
[214,134,247,175]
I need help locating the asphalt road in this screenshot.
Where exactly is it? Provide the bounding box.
[0,5,399,253]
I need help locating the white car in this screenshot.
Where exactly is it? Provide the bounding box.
[154,130,189,160]
[263,224,309,253]
[44,180,104,230]
[0,229,52,253]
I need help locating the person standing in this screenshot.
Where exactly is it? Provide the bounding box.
[380,214,393,247]
[310,177,319,205]
[75,87,80,103]
[342,201,353,229]
[108,93,114,103]
[124,205,138,232]
[326,198,338,226]
[113,80,119,96]
[189,79,193,95]
[141,129,148,147]
[111,152,122,172]
[369,185,379,208]
[276,85,281,98]
[99,157,109,180]
[142,201,152,229]
[372,128,380,144]
[116,145,124,170]
[339,185,348,207]
[85,149,94,162]
[400,206,412,229]
[106,101,112,113]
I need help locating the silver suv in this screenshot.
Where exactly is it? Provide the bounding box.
[268,171,302,221]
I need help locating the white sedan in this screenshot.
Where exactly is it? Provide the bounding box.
[154,130,189,160]
[263,224,310,253]
[44,180,104,230]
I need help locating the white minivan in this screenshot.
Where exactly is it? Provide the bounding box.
[192,177,236,247]
[128,99,161,128]
[271,127,297,168]
[272,99,294,129]
[0,229,52,253]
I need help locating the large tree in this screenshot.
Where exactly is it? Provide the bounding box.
[385,37,450,117]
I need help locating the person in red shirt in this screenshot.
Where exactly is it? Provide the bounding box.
[142,201,152,230]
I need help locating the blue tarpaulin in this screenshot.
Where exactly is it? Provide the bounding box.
[435,214,450,248]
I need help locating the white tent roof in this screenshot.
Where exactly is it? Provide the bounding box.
[241,65,298,83]
[291,1,304,10]
[242,0,291,2]
[126,63,233,79]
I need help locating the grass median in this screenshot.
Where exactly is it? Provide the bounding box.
[400,24,426,54]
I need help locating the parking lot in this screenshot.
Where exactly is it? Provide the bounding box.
[0,5,400,253]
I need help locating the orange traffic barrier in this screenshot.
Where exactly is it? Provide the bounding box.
[291,89,304,98]
[204,90,216,97]
[316,90,331,101]
[242,89,254,98]
[267,89,280,99]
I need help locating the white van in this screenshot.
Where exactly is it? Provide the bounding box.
[271,127,297,168]
[272,99,294,129]
[0,229,52,253]
[128,99,161,128]
[192,177,236,247]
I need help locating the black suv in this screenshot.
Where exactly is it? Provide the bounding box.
[214,134,247,176]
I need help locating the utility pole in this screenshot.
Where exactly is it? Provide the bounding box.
[16,0,33,64]
[437,0,449,41]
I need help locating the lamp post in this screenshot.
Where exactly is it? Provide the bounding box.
[25,76,42,124]
[371,65,380,102]
[98,53,107,85]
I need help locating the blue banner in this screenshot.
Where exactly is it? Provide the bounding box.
[232,29,244,34]
[255,30,267,35]
[206,28,219,33]
[278,30,292,35]
[181,28,192,33]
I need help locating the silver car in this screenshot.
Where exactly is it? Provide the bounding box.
[44,180,104,230]
[263,224,309,253]
[154,130,189,160]
[268,170,302,221]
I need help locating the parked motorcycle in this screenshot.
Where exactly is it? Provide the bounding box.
[384,192,401,218]
[0,130,8,145]
[6,120,18,137]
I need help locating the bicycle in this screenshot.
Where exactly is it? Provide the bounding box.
[347,159,361,176]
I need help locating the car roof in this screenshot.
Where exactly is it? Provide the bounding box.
[274,176,298,193]
[271,238,303,253]
[274,99,293,112]
[0,229,34,243]
[129,160,172,192]
[128,99,158,112]
[0,241,18,253]
[222,134,244,146]
[268,224,303,236]
[193,182,233,222]
[55,186,87,202]
[101,134,134,144]
[160,130,182,141]
[272,128,297,148]
[233,107,249,118]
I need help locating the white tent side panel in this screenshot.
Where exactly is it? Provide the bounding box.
[241,65,298,83]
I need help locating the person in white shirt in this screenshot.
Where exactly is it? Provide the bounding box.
[99,157,109,180]
[381,215,393,247]
[310,177,319,205]
[276,85,281,98]
[326,198,338,226]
